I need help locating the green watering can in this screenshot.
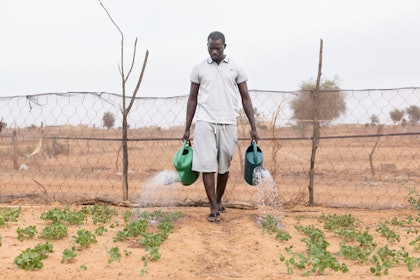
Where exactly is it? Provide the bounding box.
[173,140,199,186]
[244,141,263,185]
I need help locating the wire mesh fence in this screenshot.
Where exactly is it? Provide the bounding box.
[0,88,419,209]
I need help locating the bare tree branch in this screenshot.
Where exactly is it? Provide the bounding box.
[125,38,138,82]
[127,50,149,113]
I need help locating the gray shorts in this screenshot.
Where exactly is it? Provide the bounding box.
[192,121,238,174]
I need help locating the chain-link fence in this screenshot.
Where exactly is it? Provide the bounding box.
[0,88,419,209]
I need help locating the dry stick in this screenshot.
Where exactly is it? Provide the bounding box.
[308,39,323,206]
[12,130,19,170]
[369,125,384,176]
[271,102,283,177]
[33,180,48,203]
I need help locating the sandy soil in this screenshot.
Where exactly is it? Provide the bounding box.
[1,203,420,280]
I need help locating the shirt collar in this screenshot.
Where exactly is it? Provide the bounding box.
[207,56,229,64]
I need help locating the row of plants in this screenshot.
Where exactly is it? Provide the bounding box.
[260,187,420,276]
[0,204,181,276]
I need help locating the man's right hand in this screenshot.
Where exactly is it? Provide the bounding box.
[183,130,191,142]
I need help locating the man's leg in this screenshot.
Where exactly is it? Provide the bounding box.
[202,172,218,215]
[216,172,229,211]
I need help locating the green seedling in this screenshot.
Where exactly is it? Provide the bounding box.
[61,246,77,263]
[14,242,53,270]
[40,222,67,240]
[114,220,148,242]
[41,206,87,225]
[260,214,291,242]
[123,209,132,223]
[281,224,348,275]
[95,226,108,236]
[319,213,359,230]
[86,205,118,224]
[0,207,22,227]
[73,228,97,249]
[376,223,400,243]
[406,187,420,210]
[17,226,37,242]
[106,246,122,264]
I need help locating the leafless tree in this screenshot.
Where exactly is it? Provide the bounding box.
[100,1,149,201]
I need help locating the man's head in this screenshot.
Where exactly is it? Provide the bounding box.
[207,31,226,64]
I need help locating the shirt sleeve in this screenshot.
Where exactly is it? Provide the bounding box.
[235,64,248,84]
[190,64,200,84]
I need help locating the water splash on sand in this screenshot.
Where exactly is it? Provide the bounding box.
[252,166,283,227]
[137,170,180,207]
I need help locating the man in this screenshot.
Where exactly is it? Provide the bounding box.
[183,31,259,222]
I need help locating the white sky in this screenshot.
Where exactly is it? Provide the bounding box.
[0,0,419,97]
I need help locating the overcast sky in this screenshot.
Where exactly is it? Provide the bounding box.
[0,0,419,98]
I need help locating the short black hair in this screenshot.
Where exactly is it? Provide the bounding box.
[207,31,225,44]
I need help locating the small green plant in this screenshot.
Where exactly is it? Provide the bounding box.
[319,213,359,230]
[80,264,87,271]
[61,246,77,263]
[123,209,132,223]
[406,187,420,210]
[73,228,97,249]
[0,207,22,227]
[106,246,122,264]
[14,243,53,270]
[260,214,291,242]
[41,206,87,225]
[295,214,306,221]
[17,226,37,242]
[86,205,118,224]
[409,235,420,251]
[280,225,348,275]
[95,226,108,236]
[339,243,370,263]
[114,220,148,242]
[40,222,67,240]
[376,223,400,243]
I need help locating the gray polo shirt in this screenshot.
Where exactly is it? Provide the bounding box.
[190,56,248,124]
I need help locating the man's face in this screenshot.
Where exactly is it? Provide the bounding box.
[207,38,225,63]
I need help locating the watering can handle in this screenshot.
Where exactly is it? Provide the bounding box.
[183,140,192,148]
[252,141,258,163]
